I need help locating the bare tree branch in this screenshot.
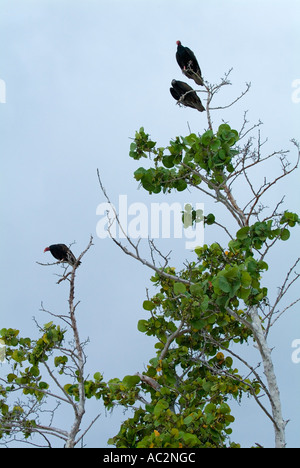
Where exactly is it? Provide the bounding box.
[97,169,192,286]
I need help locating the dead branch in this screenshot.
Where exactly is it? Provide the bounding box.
[97,169,192,286]
[265,258,300,334]
[209,82,251,111]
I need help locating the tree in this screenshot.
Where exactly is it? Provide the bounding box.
[98,70,300,448]
[1,71,299,448]
[0,238,100,448]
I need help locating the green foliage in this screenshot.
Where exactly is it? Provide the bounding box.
[130,124,239,194]
[107,249,263,447]
[108,217,292,447]
[229,219,296,255]
[107,124,299,449]
[0,324,65,400]
[280,211,300,227]
[108,400,239,448]
[0,324,67,440]
[129,127,158,160]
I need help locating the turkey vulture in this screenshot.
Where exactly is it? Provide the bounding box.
[170,79,205,112]
[176,40,203,86]
[44,244,81,267]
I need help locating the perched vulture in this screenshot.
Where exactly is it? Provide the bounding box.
[44,244,80,267]
[170,79,205,112]
[176,40,203,86]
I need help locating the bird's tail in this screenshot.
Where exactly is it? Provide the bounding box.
[195,101,205,112]
[193,75,204,86]
[182,69,204,86]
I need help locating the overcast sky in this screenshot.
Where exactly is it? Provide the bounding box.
[1,0,300,448]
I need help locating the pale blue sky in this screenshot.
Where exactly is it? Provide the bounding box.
[1,0,300,447]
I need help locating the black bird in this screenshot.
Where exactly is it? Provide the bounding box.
[170,80,205,112]
[44,244,81,267]
[176,40,203,86]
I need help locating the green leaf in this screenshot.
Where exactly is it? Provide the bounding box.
[134,167,147,181]
[201,295,209,311]
[194,246,203,256]
[190,319,206,330]
[225,356,233,367]
[241,271,252,288]
[175,179,187,192]
[207,314,217,324]
[54,355,68,367]
[238,288,251,300]
[7,373,17,383]
[11,350,26,363]
[173,283,187,295]
[280,228,290,241]
[218,276,231,293]
[137,320,149,332]
[236,226,250,240]
[183,414,194,426]
[219,403,231,414]
[258,260,268,271]
[205,213,215,225]
[204,402,216,414]
[44,321,53,329]
[211,139,221,151]
[190,283,203,297]
[153,399,169,416]
[64,383,73,393]
[143,300,155,311]
[39,381,49,389]
[1,404,9,415]
[247,259,258,273]
[202,380,213,392]
[201,130,214,145]
[19,337,31,347]
[181,432,199,446]
[217,123,231,134]
[162,155,175,168]
[154,342,164,350]
[122,375,140,389]
[149,357,159,368]
[30,366,40,377]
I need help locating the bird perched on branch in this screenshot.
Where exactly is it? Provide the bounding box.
[44,244,80,267]
[170,79,205,112]
[176,40,204,86]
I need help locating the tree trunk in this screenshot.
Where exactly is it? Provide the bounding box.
[249,307,286,448]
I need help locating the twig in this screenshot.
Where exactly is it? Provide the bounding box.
[210,82,251,110]
[74,413,102,447]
